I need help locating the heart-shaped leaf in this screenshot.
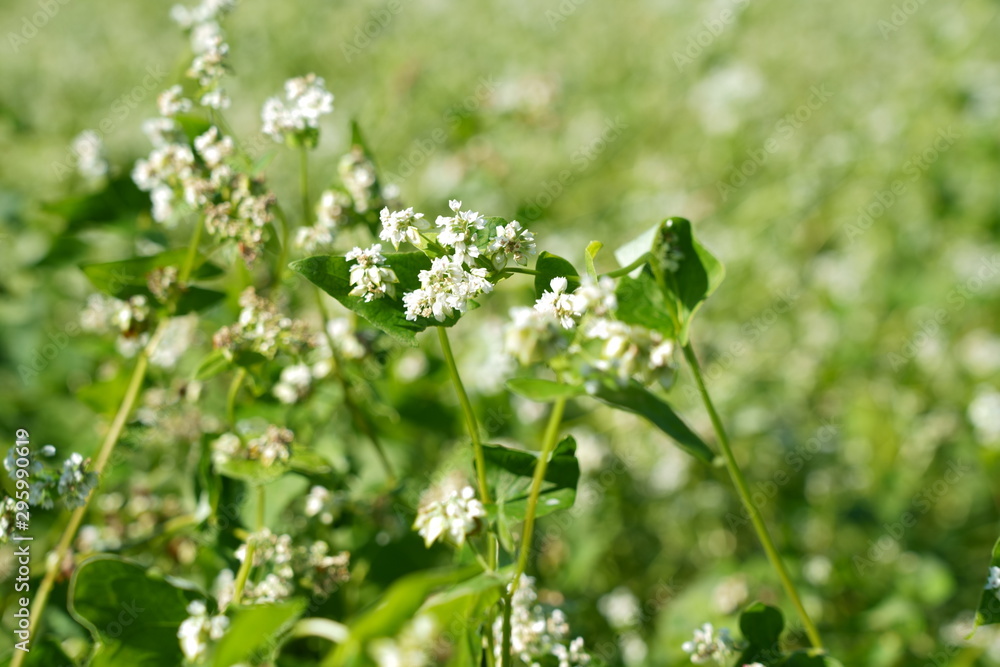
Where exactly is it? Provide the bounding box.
[212,599,307,667]
[533,252,581,299]
[482,437,580,520]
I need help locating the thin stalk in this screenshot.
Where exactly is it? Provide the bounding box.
[501,592,513,667]
[273,204,293,288]
[601,251,652,278]
[682,342,823,649]
[178,217,204,284]
[501,266,541,277]
[299,147,311,226]
[315,289,395,481]
[436,327,491,506]
[232,485,266,605]
[511,397,566,593]
[227,367,247,428]
[13,322,167,665]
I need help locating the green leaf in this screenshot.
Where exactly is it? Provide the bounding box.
[43,175,149,233]
[81,249,223,300]
[325,567,480,667]
[782,651,845,667]
[68,556,198,667]
[194,349,232,381]
[740,602,784,647]
[506,378,586,402]
[975,536,1000,627]
[18,637,77,667]
[614,270,677,338]
[421,568,510,667]
[175,286,226,315]
[174,114,213,142]
[654,218,725,343]
[584,241,603,279]
[212,599,307,667]
[590,382,714,464]
[291,252,463,345]
[534,252,581,299]
[482,437,580,520]
[216,459,290,486]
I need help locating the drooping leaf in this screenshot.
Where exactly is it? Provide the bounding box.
[291,252,463,345]
[68,556,198,667]
[590,382,714,464]
[975,536,1000,627]
[482,437,580,520]
[212,599,307,667]
[506,378,586,402]
[533,252,581,299]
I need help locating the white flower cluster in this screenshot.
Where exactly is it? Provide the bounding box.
[300,541,351,596]
[71,130,109,182]
[57,453,98,508]
[985,566,1000,597]
[488,219,536,269]
[0,497,17,545]
[402,256,492,323]
[505,275,676,386]
[296,190,352,252]
[234,529,296,604]
[79,293,158,359]
[175,0,232,109]
[681,623,739,664]
[494,575,591,667]
[346,244,399,302]
[338,147,379,213]
[369,615,438,667]
[213,287,314,359]
[379,207,426,249]
[157,85,193,118]
[304,485,336,524]
[3,446,66,512]
[177,600,229,662]
[212,423,294,468]
[261,74,334,145]
[413,485,486,548]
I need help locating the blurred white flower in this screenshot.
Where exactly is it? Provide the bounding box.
[72,130,109,182]
[413,485,485,548]
[681,622,739,664]
[346,244,399,302]
[177,600,229,661]
[379,207,427,249]
[598,587,641,629]
[261,74,334,144]
[969,386,1000,445]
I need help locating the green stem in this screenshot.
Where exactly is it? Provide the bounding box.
[682,342,823,649]
[436,327,491,506]
[273,204,292,288]
[602,251,653,278]
[511,397,566,593]
[501,591,513,667]
[315,289,395,481]
[178,217,204,284]
[232,485,266,606]
[299,147,311,226]
[500,266,541,277]
[227,367,247,428]
[13,322,167,665]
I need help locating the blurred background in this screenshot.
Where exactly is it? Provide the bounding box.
[1,0,999,665]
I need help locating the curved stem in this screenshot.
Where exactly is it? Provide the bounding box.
[682,342,823,649]
[500,266,541,277]
[436,327,491,506]
[511,397,566,593]
[226,367,247,428]
[13,322,167,665]
[232,485,266,606]
[315,289,395,481]
[601,251,652,278]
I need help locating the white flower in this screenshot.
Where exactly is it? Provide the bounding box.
[598,587,641,629]
[494,575,590,666]
[149,315,198,369]
[413,486,485,548]
[273,364,312,404]
[177,600,229,662]
[246,425,294,467]
[969,387,1000,444]
[158,85,193,117]
[986,566,1000,592]
[504,306,563,366]
[369,616,438,667]
[304,485,332,522]
[346,244,399,302]
[379,207,427,249]
[571,276,617,317]
[487,220,536,269]
[72,130,108,181]
[58,454,97,507]
[535,277,578,329]
[434,200,487,264]
[681,623,738,664]
[194,126,234,168]
[261,74,334,143]
[402,257,493,322]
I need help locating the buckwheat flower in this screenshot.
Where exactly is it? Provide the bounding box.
[195,126,234,168]
[598,587,641,630]
[170,0,235,29]
[535,277,578,329]
[301,541,350,595]
[304,485,332,523]
[413,485,485,548]
[986,566,1000,593]
[273,363,312,404]
[80,293,118,333]
[147,266,180,303]
[487,220,536,269]
[141,117,182,147]
[347,244,398,302]
[435,200,487,264]
[379,207,427,249]
[369,615,437,667]
[149,315,198,369]
[158,85,193,117]
[246,425,294,467]
[261,74,334,145]
[58,453,97,508]
[504,306,563,366]
[200,88,231,110]
[0,497,17,545]
[213,288,313,358]
[72,130,108,182]
[571,276,618,317]
[681,623,738,664]
[113,295,150,334]
[190,20,223,54]
[339,147,378,212]
[177,600,229,662]
[317,189,350,229]
[494,575,591,666]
